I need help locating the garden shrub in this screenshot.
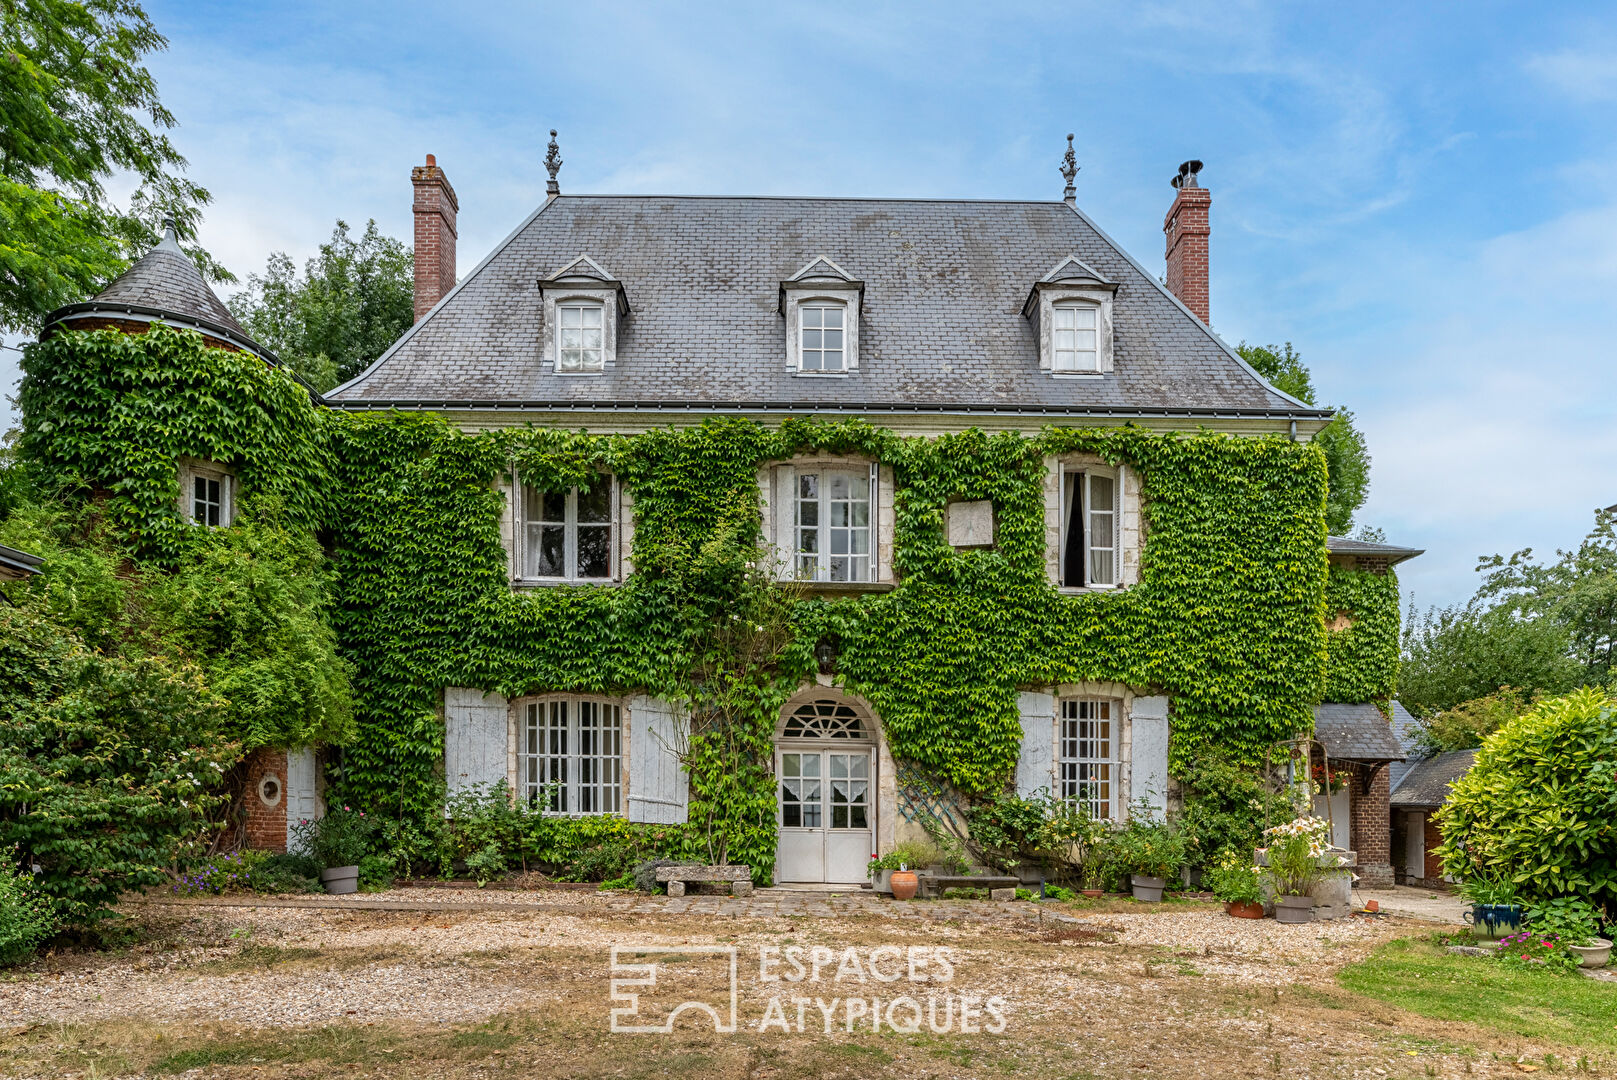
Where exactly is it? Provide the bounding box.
[1437,687,1617,905]
[964,790,1106,877]
[1108,806,1188,882]
[290,806,376,870]
[0,857,56,965]
[1177,750,1298,870]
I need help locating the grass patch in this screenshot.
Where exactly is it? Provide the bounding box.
[196,943,325,973]
[1337,937,1617,1053]
[153,1041,276,1073]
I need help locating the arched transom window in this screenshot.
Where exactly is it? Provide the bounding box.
[781,698,868,740]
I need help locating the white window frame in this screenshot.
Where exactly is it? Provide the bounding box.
[518,475,619,583]
[791,463,877,583]
[518,695,624,815]
[179,461,233,528]
[1057,463,1122,589]
[782,286,861,375]
[1051,301,1100,373]
[556,300,605,372]
[1059,697,1117,821]
[798,301,848,373]
[1030,283,1115,376]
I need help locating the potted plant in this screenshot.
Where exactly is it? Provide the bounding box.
[1257,816,1328,924]
[889,865,919,901]
[291,807,374,895]
[1206,850,1265,919]
[869,841,943,895]
[1456,873,1525,941]
[1526,897,1611,968]
[1112,809,1186,902]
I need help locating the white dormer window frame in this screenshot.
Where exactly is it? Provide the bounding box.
[1025,257,1118,378]
[781,256,862,376]
[540,255,629,375]
[178,458,234,528]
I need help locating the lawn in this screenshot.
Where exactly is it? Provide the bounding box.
[1338,936,1617,1055]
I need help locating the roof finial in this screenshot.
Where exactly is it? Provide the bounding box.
[161,214,177,242]
[1060,134,1079,205]
[545,129,563,200]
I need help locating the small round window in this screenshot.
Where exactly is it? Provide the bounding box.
[258,774,283,807]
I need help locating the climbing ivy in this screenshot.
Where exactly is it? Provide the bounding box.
[15,326,1405,884]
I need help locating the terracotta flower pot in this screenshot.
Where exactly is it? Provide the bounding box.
[889,869,919,901]
[1081,889,1103,898]
[1224,900,1265,920]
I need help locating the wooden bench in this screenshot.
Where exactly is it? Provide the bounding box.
[655,864,753,898]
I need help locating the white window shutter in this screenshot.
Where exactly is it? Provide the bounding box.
[610,475,621,581]
[1098,299,1115,373]
[627,695,689,823]
[1130,695,1170,821]
[868,460,880,582]
[1114,464,1126,586]
[1015,691,1057,797]
[444,688,510,797]
[773,465,797,579]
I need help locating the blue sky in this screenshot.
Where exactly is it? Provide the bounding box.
[4,1,1615,609]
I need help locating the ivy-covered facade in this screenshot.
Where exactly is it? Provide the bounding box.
[19,162,1415,887]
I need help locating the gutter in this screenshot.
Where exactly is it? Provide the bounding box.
[322,398,1333,421]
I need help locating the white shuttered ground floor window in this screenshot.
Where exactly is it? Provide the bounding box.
[519,696,623,814]
[1059,698,1116,820]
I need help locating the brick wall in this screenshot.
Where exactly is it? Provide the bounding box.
[1163,185,1212,324]
[1349,763,1394,888]
[47,315,243,352]
[412,155,459,321]
[241,747,288,852]
[1423,813,1445,882]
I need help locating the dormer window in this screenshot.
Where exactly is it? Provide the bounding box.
[780,256,862,376]
[800,303,846,372]
[540,255,629,375]
[1052,302,1099,373]
[1024,256,1118,377]
[558,300,604,372]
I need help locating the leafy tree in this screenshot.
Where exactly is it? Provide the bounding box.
[1410,686,1537,757]
[229,220,414,391]
[1473,509,1617,687]
[1399,601,1581,718]
[1237,342,1371,535]
[0,0,227,330]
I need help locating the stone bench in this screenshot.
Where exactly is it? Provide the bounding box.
[917,873,1020,900]
[655,864,753,898]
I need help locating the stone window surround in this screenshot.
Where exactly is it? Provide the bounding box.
[781,282,862,376]
[758,455,895,589]
[538,274,629,375]
[1026,282,1116,377]
[1043,452,1141,592]
[177,457,234,528]
[1027,682,1164,822]
[499,471,635,588]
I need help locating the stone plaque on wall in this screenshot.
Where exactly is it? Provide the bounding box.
[946,499,994,548]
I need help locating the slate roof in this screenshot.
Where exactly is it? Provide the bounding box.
[1313,702,1406,762]
[1387,701,1422,789]
[41,224,271,361]
[1327,536,1424,565]
[328,194,1329,418]
[1389,749,1477,809]
[0,543,43,579]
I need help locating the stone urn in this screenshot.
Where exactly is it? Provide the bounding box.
[1274,894,1313,924]
[1569,938,1612,969]
[320,865,359,895]
[1225,900,1265,920]
[889,868,919,901]
[1131,875,1167,902]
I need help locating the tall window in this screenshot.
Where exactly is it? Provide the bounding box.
[1061,469,1118,588]
[796,468,872,582]
[192,475,224,527]
[1052,302,1099,372]
[800,303,845,372]
[1060,698,1114,820]
[523,480,614,581]
[558,301,604,371]
[520,696,623,814]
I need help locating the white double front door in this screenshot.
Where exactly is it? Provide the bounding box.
[775,745,873,884]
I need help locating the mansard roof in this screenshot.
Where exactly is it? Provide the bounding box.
[329,194,1325,420]
[41,223,272,361]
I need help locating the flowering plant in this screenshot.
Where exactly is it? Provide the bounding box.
[172,850,255,896]
[1497,929,1582,974]
[1205,849,1264,905]
[1256,816,1332,896]
[290,807,376,870]
[1310,763,1347,793]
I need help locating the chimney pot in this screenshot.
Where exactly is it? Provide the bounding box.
[1163,160,1211,324]
[411,155,459,322]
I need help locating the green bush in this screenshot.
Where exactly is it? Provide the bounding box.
[1109,806,1187,882]
[1177,751,1296,871]
[252,853,320,893]
[290,807,376,870]
[0,857,56,966]
[1437,687,1617,905]
[173,850,259,896]
[964,790,1106,877]
[1205,849,1264,905]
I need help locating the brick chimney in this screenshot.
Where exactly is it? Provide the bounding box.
[411,154,459,322]
[1163,159,1210,324]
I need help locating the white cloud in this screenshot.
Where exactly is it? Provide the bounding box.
[1525,47,1617,102]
